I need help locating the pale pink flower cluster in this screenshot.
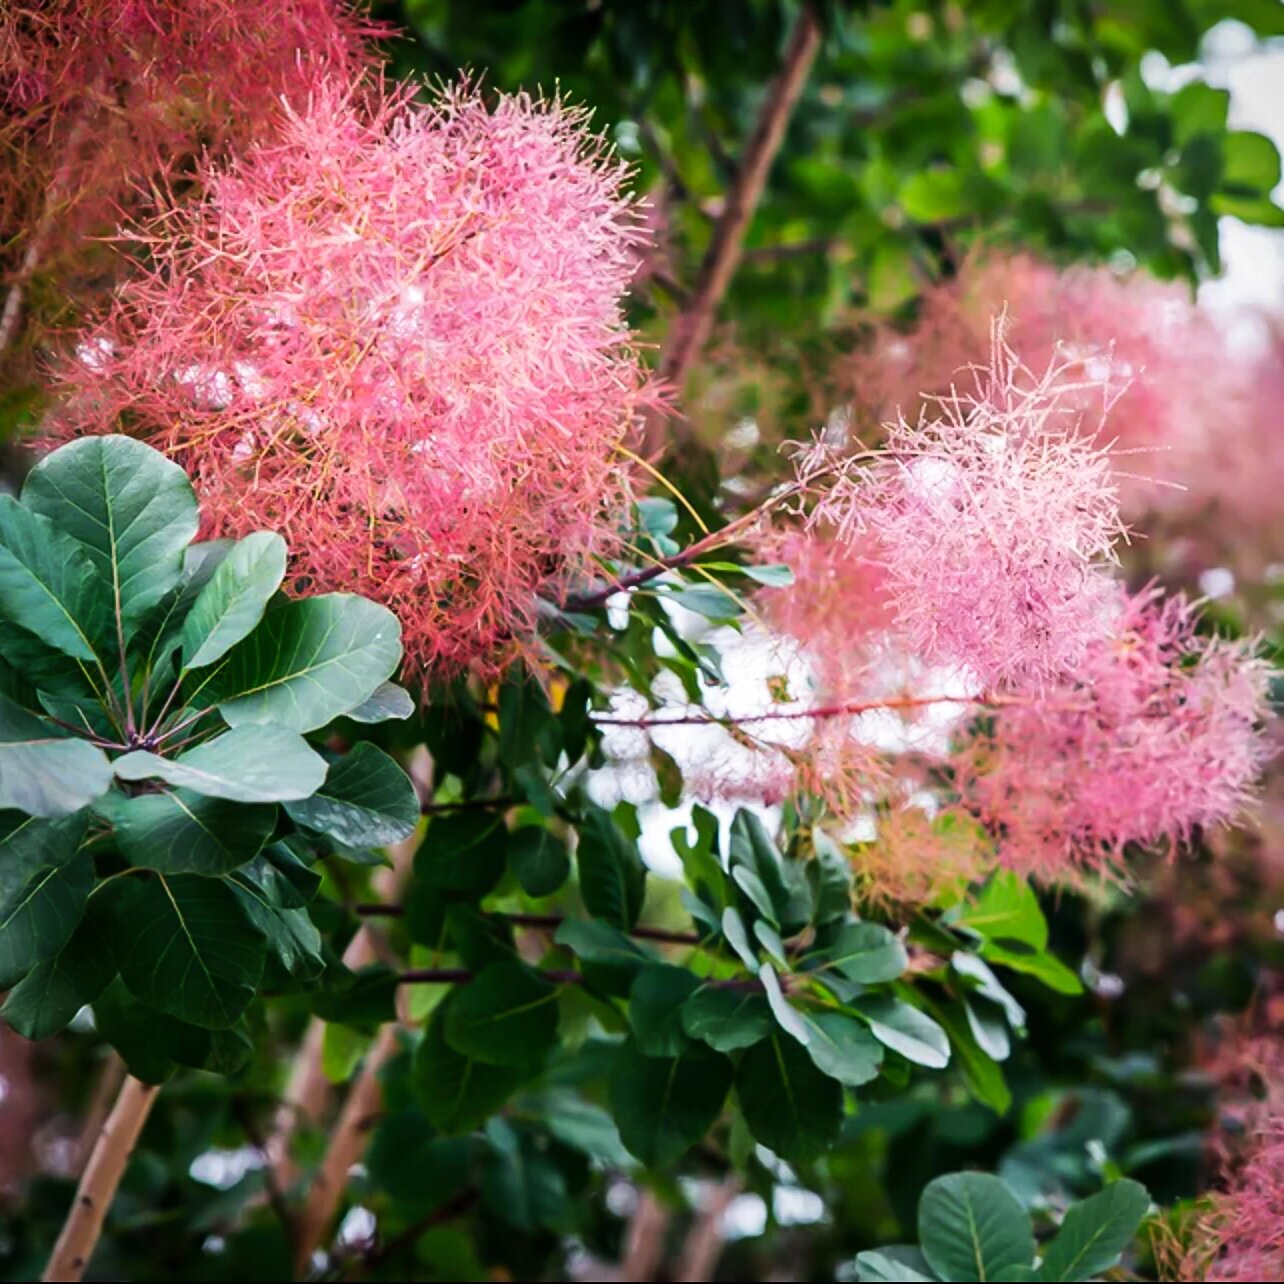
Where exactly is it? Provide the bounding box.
[53,80,655,678]
[846,250,1230,511]
[813,334,1125,689]
[961,588,1270,878]
[1,1,373,294]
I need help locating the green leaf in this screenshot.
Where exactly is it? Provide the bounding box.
[227,861,324,983]
[957,874,1047,950]
[1221,129,1282,194]
[0,849,94,989]
[811,921,908,984]
[415,811,506,897]
[541,1092,630,1165]
[508,825,570,898]
[345,681,415,723]
[808,830,853,926]
[982,943,1082,996]
[283,742,417,846]
[0,810,87,895]
[610,1038,733,1167]
[952,953,1026,1029]
[0,693,112,817]
[576,805,646,929]
[855,1246,938,1282]
[414,995,526,1135]
[92,978,212,1084]
[797,1008,883,1086]
[857,997,951,1069]
[312,963,398,1029]
[498,672,553,768]
[112,788,276,875]
[366,1106,471,1208]
[761,962,810,1044]
[0,496,107,661]
[114,725,327,803]
[721,905,760,973]
[741,563,795,587]
[111,873,267,1028]
[554,918,653,995]
[1035,1179,1150,1281]
[197,594,402,732]
[918,1173,1035,1283]
[927,999,1012,1116]
[481,1118,571,1231]
[900,168,969,221]
[736,1032,844,1162]
[23,435,199,629]
[179,531,287,669]
[444,961,560,1068]
[1,910,114,1039]
[680,985,773,1052]
[629,963,700,1056]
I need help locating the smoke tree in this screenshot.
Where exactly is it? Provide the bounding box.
[2,2,1283,1282]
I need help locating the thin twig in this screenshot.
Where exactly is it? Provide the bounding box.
[354,904,703,947]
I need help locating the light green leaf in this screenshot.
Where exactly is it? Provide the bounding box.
[112,787,276,875]
[111,873,267,1028]
[23,435,199,628]
[721,905,760,973]
[919,1173,1034,1283]
[812,921,908,984]
[0,496,107,661]
[0,693,112,817]
[857,997,951,1069]
[197,594,402,732]
[283,742,418,846]
[114,725,327,803]
[345,682,415,723]
[797,1008,883,1086]
[855,1247,938,1282]
[761,963,810,1044]
[180,531,287,669]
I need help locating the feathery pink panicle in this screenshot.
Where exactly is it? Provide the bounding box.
[963,588,1271,879]
[812,333,1125,689]
[847,250,1230,510]
[1,1,374,288]
[52,80,655,679]
[1171,1040,1284,1281]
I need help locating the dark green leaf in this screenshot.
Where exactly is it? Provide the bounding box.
[0,848,94,989]
[576,805,646,929]
[415,811,506,897]
[507,825,570,898]
[610,1038,733,1167]
[445,961,560,1068]
[0,810,87,896]
[92,978,211,1084]
[112,788,276,875]
[498,672,553,768]
[415,995,526,1134]
[629,963,700,1056]
[811,921,908,984]
[554,917,652,995]
[736,1032,844,1161]
[680,985,773,1052]
[111,873,267,1028]
[2,910,114,1039]
[283,742,418,846]
[366,1105,472,1206]
[481,1119,570,1231]
[918,1173,1034,1283]
[228,864,324,983]
[797,1008,884,1086]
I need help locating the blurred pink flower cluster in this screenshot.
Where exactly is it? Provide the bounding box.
[1,0,373,295]
[53,79,655,678]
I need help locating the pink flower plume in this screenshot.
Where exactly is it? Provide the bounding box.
[51,79,658,679]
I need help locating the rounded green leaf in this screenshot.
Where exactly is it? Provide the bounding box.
[111,873,267,1028]
[812,921,908,984]
[0,496,107,661]
[179,531,287,670]
[508,825,570,898]
[23,435,199,628]
[0,911,114,1040]
[918,1172,1035,1283]
[1036,1179,1151,1282]
[798,1008,884,1086]
[113,787,276,875]
[113,725,327,803]
[736,1031,844,1162]
[444,961,561,1067]
[197,594,401,732]
[283,742,418,846]
[344,681,415,724]
[629,963,700,1056]
[680,985,773,1052]
[609,1038,733,1168]
[415,811,506,897]
[415,995,525,1135]
[0,693,112,817]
